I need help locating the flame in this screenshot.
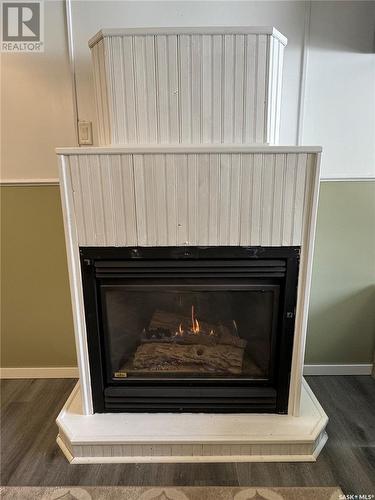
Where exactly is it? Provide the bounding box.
[175,323,184,336]
[191,305,200,334]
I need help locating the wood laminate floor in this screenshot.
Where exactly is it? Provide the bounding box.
[1,376,374,494]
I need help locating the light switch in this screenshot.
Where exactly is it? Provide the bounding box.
[78,120,93,145]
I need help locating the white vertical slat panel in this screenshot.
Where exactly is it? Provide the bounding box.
[91,40,111,145]
[133,36,149,143]
[223,35,235,142]
[191,36,202,143]
[175,154,189,244]
[121,36,137,143]
[187,154,198,244]
[282,154,298,246]
[255,35,268,143]
[120,154,138,245]
[197,153,210,245]
[266,36,283,145]
[179,36,192,143]
[208,154,220,244]
[218,154,231,245]
[211,35,223,143]
[165,154,178,245]
[274,42,284,145]
[233,35,245,143]
[100,154,117,244]
[108,155,126,246]
[243,35,256,143]
[107,37,126,143]
[145,36,160,144]
[69,155,87,246]
[292,153,308,245]
[133,154,147,245]
[201,36,212,143]
[154,154,168,245]
[155,35,170,142]
[143,154,157,245]
[145,36,158,143]
[88,155,106,245]
[239,154,254,245]
[92,30,286,145]
[77,155,96,245]
[103,38,117,143]
[66,150,314,248]
[265,36,275,145]
[167,36,180,143]
[260,153,275,246]
[229,154,242,244]
[250,154,263,245]
[271,153,286,246]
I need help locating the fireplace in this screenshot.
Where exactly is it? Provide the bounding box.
[81,246,299,414]
[56,25,327,462]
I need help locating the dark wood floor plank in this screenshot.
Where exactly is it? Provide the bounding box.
[1,376,374,493]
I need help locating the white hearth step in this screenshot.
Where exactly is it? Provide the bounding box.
[56,378,328,463]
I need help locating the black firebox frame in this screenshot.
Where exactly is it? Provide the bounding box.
[80,246,300,414]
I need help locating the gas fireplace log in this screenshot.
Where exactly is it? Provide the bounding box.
[133,342,244,374]
[149,309,219,335]
[145,309,247,348]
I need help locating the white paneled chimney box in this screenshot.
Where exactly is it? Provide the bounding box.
[89,27,287,145]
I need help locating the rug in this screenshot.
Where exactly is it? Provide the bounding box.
[0,486,343,500]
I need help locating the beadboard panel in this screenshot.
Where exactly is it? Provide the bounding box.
[63,151,318,248]
[90,29,286,145]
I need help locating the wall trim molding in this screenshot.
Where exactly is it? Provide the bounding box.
[0,367,79,379]
[1,177,374,187]
[303,364,373,376]
[0,179,59,186]
[1,364,372,379]
[320,177,375,182]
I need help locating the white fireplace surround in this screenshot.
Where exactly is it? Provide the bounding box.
[57,144,321,413]
[56,144,327,463]
[56,24,327,463]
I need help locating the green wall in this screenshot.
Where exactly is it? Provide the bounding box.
[1,186,76,367]
[306,181,375,364]
[1,182,374,368]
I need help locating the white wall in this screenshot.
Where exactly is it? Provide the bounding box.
[1,0,76,181]
[2,1,374,181]
[302,1,375,179]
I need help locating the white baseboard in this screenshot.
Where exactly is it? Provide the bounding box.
[0,364,373,379]
[0,367,79,379]
[303,364,373,376]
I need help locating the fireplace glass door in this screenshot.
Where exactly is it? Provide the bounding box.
[101,285,279,381]
[81,246,299,413]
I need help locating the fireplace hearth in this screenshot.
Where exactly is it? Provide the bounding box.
[81,246,299,414]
